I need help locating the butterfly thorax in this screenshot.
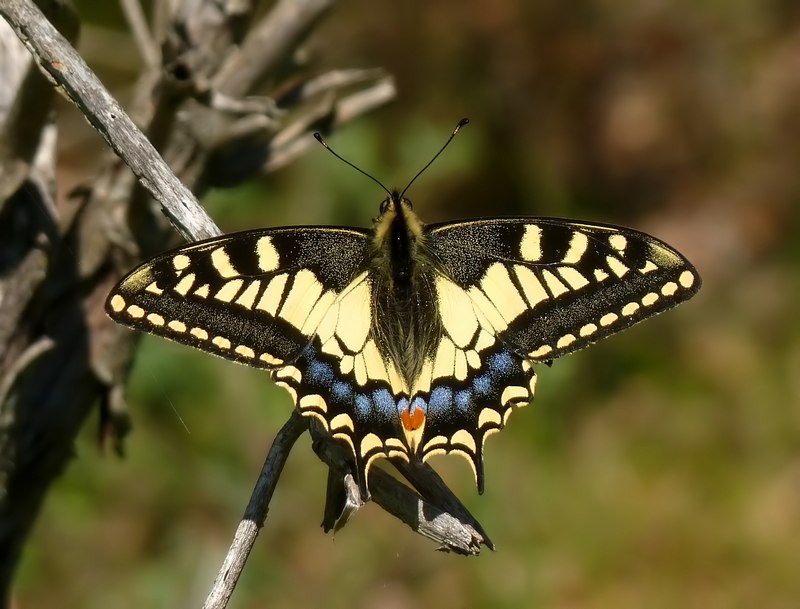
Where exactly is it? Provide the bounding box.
[369,193,442,383]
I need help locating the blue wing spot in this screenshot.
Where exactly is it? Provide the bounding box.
[331,380,353,402]
[396,396,410,415]
[372,388,395,416]
[410,395,427,414]
[308,359,334,384]
[429,386,454,415]
[488,351,514,375]
[455,389,472,412]
[355,393,372,417]
[472,373,492,397]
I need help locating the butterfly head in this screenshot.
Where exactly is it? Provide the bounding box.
[373,190,425,248]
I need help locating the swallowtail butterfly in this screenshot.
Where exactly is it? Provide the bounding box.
[106,124,701,497]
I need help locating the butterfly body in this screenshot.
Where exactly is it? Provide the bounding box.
[107,190,700,497]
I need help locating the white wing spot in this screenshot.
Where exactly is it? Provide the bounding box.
[168,320,187,332]
[275,366,302,383]
[174,273,196,296]
[299,394,328,413]
[145,282,163,295]
[594,268,610,282]
[256,236,280,272]
[147,313,165,326]
[211,247,239,278]
[360,433,383,458]
[330,413,355,432]
[475,330,495,352]
[194,284,210,298]
[478,408,502,428]
[274,381,297,404]
[558,267,590,290]
[451,429,477,453]
[541,269,569,297]
[259,352,283,365]
[212,336,231,349]
[340,355,354,375]
[455,349,468,381]
[642,292,659,306]
[127,305,145,318]
[190,327,208,340]
[606,256,629,278]
[600,312,618,326]
[256,274,288,316]
[562,231,589,263]
[215,279,244,303]
[235,280,262,310]
[661,281,678,296]
[110,295,125,312]
[279,270,324,330]
[622,302,640,316]
[640,260,658,273]
[354,354,367,386]
[235,345,255,359]
[528,373,538,395]
[321,337,344,358]
[580,323,598,337]
[500,385,528,406]
[556,333,576,348]
[482,263,527,322]
[520,224,542,261]
[679,270,695,288]
[432,337,457,380]
[609,233,627,252]
[514,265,548,307]
[529,345,552,358]
[173,254,190,271]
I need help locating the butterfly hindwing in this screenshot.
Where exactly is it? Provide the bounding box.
[415,333,537,493]
[268,270,412,495]
[425,218,701,362]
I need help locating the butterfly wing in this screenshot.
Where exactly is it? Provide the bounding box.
[107,227,371,367]
[417,217,701,490]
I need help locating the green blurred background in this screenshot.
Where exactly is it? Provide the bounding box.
[16,1,800,607]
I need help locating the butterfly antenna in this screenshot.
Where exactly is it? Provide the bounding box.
[400,117,469,198]
[313,132,392,198]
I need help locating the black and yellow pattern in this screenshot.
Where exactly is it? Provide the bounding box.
[106,194,700,496]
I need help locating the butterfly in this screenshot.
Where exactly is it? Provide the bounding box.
[106,122,701,498]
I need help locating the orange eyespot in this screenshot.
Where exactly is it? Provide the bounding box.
[401,404,426,431]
